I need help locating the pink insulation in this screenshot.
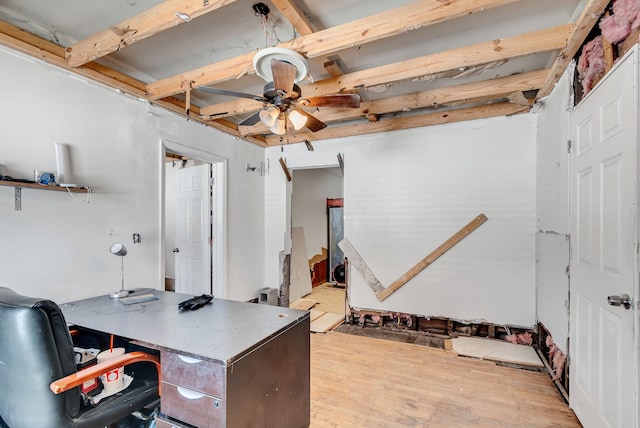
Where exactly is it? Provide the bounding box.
[392,313,413,328]
[545,335,566,381]
[577,36,605,94]
[600,0,640,44]
[504,332,533,345]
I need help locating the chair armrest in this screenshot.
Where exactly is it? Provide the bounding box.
[50,351,161,395]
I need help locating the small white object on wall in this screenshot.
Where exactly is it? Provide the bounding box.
[54,143,75,186]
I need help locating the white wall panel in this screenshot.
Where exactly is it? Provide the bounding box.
[265,115,537,327]
[535,65,573,349]
[537,65,571,234]
[536,232,570,353]
[0,46,264,303]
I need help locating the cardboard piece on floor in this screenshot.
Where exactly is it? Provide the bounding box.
[290,298,317,311]
[448,336,543,367]
[310,312,344,333]
[290,227,313,302]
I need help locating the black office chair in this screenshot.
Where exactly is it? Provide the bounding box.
[0,287,160,428]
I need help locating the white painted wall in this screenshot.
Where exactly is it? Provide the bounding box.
[265,115,537,327]
[0,46,265,303]
[535,65,573,353]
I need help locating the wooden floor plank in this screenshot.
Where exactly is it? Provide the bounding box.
[291,298,317,310]
[302,282,346,315]
[310,312,345,333]
[310,332,580,427]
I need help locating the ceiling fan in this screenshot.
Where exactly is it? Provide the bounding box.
[198,48,361,135]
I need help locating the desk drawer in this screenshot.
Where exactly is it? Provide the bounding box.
[156,416,191,428]
[162,382,225,428]
[162,350,224,397]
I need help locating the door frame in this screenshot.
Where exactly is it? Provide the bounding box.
[160,139,228,299]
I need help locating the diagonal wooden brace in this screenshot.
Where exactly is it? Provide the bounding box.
[376,213,488,301]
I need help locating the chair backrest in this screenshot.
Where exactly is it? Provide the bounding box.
[0,287,80,427]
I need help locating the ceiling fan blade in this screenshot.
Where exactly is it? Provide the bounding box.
[198,86,266,102]
[238,111,262,127]
[271,59,297,93]
[298,94,360,108]
[293,108,327,132]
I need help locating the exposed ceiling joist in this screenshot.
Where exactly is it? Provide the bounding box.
[270,0,315,35]
[200,25,572,119]
[0,19,246,139]
[146,0,520,99]
[239,70,549,135]
[265,102,530,146]
[0,0,607,147]
[65,0,240,67]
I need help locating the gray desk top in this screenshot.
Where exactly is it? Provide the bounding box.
[60,290,309,365]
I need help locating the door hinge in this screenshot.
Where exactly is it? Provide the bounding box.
[567,139,572,154]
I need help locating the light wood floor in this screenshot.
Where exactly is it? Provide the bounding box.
[310,332,581,428]
[303,283,347,315]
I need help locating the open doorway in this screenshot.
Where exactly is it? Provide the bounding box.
[161,140,227,299]
[290,167,345,316]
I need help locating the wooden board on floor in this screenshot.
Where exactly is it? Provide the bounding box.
[290,298,317,311]
[310,312,344,333]
[301,283,346,315]
[309,309,325,322]
[447,336,543,367]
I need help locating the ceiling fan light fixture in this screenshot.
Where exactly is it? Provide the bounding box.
[270,116,287,135]
[259,106,279,127]
[288,109,308,130]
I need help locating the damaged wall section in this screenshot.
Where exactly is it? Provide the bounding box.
[535,63,573,355]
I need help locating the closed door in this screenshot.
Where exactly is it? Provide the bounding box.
[175,163,212,295]
[570,49,637,427]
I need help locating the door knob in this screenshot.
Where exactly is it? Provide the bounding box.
[607,294,632,309]
[172,248,180,253]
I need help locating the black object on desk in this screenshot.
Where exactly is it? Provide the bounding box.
[178,294,213,311]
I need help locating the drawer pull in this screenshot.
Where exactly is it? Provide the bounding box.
[178,355,202,364]
[176,386,205,400]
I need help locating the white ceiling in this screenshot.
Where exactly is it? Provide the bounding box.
[0,0,603,146]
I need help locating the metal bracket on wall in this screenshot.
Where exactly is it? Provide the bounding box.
[14,187,21,211]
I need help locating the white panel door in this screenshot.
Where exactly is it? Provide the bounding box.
[570,50,637,428]
[175,163,212,296]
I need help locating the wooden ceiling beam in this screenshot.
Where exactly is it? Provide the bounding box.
[240,69,549,135]
[270,0,315,35]
[147,0,520,99]
[265,102,531,146]
[536,0,610,99]
[201,24,571,118]
[0,19,242,139]
[0,20,148,96]
[65,0,240,67]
